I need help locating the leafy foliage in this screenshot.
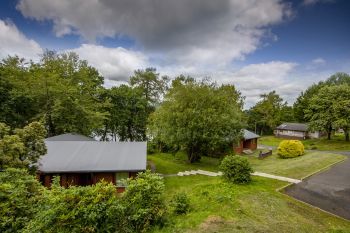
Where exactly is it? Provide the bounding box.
[130,67,169,107]
[0,169,43,233]
[170,192,191,215]
[99,85,149,141]
[247,91,293,135]
[25,178,125,233]
[0,121,46,172]
[277,140,305,159]
[149,78,245,162]
[219,155,253,184]
[123,170,166,232]
[0,52,107,136]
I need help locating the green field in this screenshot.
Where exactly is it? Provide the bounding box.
[148,152,350,232]
[259,135,350,151]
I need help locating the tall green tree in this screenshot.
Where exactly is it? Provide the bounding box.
[149,78,245,163]
[306,84,350,141]
[305,86,337,140]
[100,85,149,141]
[294,72,350,122]
[129,68,169,107]
[6,51,108,136]
[247,91,290,135]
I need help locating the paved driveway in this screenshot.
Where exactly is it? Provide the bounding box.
[285,157,350,220]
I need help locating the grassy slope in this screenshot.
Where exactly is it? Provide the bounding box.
[152,175,350,233]
[259,135,350,151]
[149,152,350,232]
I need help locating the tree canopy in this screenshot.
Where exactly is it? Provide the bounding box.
[149,78,245,162]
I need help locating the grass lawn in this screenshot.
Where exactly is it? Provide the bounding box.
[151,175,350,233]
[246,151,346,179]
[148,151,346,179]
[259,134,350,151]
[148,151,221,174]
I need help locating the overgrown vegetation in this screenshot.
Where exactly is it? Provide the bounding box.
[1,170,166,233]
[0,169,43,233]
[277,140,305,159]
[219,155,253,184]
[170,192,191,215]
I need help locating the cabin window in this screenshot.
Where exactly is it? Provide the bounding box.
[115,172,129,187]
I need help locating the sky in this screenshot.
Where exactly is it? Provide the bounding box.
[0,0,349,107]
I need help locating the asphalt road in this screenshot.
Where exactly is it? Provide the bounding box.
[285,157,350,220]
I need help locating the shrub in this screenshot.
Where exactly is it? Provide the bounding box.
[24,177,125,233]
[123,170,166,232]
[0,169,43,233]
[277,140,305,158]
[219,155,253,184]
[170,192,190,215]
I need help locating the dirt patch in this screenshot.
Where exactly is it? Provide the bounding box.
[188,216,235,233]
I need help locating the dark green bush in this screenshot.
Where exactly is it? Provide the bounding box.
[219,155,253,184]
[170,192,190,215]
[24,178,125,233]
[24,170,166,233]
[277,140,305,158]
[123,170,166,232]
[0,169,43,233]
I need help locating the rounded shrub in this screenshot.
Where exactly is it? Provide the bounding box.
[277,140,305,159]
[170,192,190,215]
[219,155,253,184]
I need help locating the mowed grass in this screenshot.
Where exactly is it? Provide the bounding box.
[148,151,346,179]
[148,151,221,174]
[151,175,350,233]
[246,151,346,179]
[259,135,350,151]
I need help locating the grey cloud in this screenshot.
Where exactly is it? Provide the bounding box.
[17,0,291,65]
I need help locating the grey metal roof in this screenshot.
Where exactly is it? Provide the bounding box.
[243,129,260,140]
[276,123,308,132]
[46,133,95,141]
[39,141,147,173]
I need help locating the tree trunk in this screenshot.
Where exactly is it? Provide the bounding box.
[345,130,349,142]
[327,125,332,140]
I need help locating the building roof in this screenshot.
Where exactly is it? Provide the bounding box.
[46,133,95,141]
[276,123,308,132]
[243,129,260,140]
[39,140,147,173]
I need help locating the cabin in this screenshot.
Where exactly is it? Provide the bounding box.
[37,133,147,192]
[234,129,260,154]
[274,123,323,140]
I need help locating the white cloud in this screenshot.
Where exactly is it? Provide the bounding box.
[220,61,299,107]
[0,19,42,60]
[69,44,149,81]
[312,57,326,65]
[17,0,292,66]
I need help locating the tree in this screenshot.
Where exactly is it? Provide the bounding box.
[329,85,350,141]
[294,72,350,122]
[130,67,169,107]
[149,78,245,163]
[305,86,337,140]
[0,56,38,128]
[0,52,108,136]
[0,121,46,172]
[247,91,288,135]
[99,85,149,141]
